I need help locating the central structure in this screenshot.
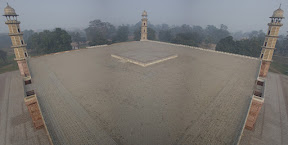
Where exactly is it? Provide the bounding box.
[141,10,148,41]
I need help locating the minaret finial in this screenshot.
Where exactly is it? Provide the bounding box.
[279,3,282,9]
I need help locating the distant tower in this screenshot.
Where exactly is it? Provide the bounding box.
[141,10,148,41]
[259,5,284,77]
[3,3,31,84]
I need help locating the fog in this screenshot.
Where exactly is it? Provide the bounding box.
[0,0,287,34]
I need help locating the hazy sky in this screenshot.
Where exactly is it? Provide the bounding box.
[0,0,287,34]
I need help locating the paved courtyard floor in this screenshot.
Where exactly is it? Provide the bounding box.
[0,71,50,145]
[240,73,288,145]
[26,41,260,144]
[2,42,287,145]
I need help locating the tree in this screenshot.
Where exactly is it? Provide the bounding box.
[113,25,129,42]
[0,50,7,63]
[159,23,169,30]
[216,36,262,57]
[133,28,141,41]
[275,34,288,56]
[85,19,116,46]
[205,25,230,44]
[23,30,35,42]
[27,28,72,55]
[0,34,11,49]
[70,32,82,48]
[171,32,203,47]
[147,28,156,40]
[220,24,228,31]
[216,36,236,53]
[159,30,172,42]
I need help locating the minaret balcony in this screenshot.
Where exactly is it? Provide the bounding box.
[261,46,276,49]
[261,59,273,62]
[268,23,283,26]
[5,20,20,24]
[9,32,24,36]
[11,44,27,48]
[265,35,279,38]
[14,57,26,61]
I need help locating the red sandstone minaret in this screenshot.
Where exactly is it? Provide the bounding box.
[3,3,32,84]
[245,5,284,130]
[3,3,45,129]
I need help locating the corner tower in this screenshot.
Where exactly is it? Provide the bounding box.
[245,6,284,130]
[141,10,148,41]
[3,3,31,83]
[259,6,284,77]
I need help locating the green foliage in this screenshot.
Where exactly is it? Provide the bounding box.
[0,50,7,63]
[0,54,18,74]
[23,30,35,42]
[0,63,18,74]
[159,30,172,42]
[275,35,288,57]
[171,32,203,47]
[216,36,262,57]
[133,28,141,41]
[270,62,288,75]
[215,36,236,53]
[27,28,72,55]
[113,25,129,42]
[147,28,156,40]
[0,33,11,49]
[71,32,81,42]
[85,19,116,46]
[270,55,288,75]
[205,25,230,44]
[167,24,229,45]
[70,32,86,48]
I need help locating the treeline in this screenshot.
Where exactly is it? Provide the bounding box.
[84,19,230,47]
[217,30,288,57]
[216,30,265,57]
[82,19,287,57]
[1,19,288,59]
[26,28,72,55]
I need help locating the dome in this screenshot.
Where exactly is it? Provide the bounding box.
[3,3,18,16]
[142,10,147,16]
[271,7,284,18]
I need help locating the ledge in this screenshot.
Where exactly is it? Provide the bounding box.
[8,32,24,36]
